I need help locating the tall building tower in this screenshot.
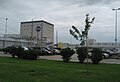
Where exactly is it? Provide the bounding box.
[20,20,54,48]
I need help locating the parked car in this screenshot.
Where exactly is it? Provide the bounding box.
[2,46,12,54]
[44,48,54,55]
[30,47,53,55]
[44,47,53,55]
[3,45,29,54]
[53,48,61,55]
[102,53,110,59]
[22,46,29,51]
[115,48,120,55]
[102,48,115,56]
[88,48,110,59]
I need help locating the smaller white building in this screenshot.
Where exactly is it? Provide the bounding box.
[0,37,30,49]
[87,39,120,49]
[59,39,120,49]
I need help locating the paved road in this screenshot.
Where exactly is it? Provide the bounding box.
[0,52,120,64]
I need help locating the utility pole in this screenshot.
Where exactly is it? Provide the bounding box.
[56,31,58,47]
[31,19,33,47]
[31,19,33,38]
[4,18,8,48]
[41,22,43,48]
[112,8,120,52]
[36,26,41,46]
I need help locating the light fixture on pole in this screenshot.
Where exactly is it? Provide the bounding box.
[112,8,120,51]
[5,18,8,35]
[4,18,8,48]
[56,30,58,48]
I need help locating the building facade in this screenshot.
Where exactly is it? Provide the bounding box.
[20,20,54,48]
[0,37,29,49]
[87,39,120,49]
[4,34,22,39]
[59,39,120,49]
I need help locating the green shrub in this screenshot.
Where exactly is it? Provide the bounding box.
[9,46,24,58]
[21,50,38,60]
[2,46,11,54]
[16,46,24,59]
[76,47,87,63]
[91,48,103,64]
[9,46,38,60]
[60,48,75,62]
[9,46,17,58]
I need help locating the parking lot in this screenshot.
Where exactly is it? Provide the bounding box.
[40,54,120,64]
[0,52,120,64]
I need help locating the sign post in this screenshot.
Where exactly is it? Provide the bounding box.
[36,26,41,46]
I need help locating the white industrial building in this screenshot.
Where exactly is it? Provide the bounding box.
[20,20,54,49]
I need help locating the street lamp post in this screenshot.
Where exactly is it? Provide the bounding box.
[5,18,8,36]
[4,18,8,48]
[31,19,34,47]
[112,8,120,51]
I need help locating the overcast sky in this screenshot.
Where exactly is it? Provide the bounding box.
[0,0,120,44]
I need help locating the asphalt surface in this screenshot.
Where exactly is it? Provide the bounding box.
[40,54,120,64]
[0,52,120,64]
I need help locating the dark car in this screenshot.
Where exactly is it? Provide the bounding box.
[30,47,50,56]
[3,46,10,54]
[88,48,110,59]
[3,45,29,54]
[44,48,53,55]
[2,46,18,54]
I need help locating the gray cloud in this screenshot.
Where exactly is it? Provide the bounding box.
[50,0,119,7]
[0,0,120,43]
[80,0,118,5]
[0,0,7,5]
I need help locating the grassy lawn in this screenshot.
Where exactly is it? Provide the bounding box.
[0,56,120,82]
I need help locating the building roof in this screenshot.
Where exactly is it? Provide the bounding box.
[21,20,54,26]
[0,37,27,42]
